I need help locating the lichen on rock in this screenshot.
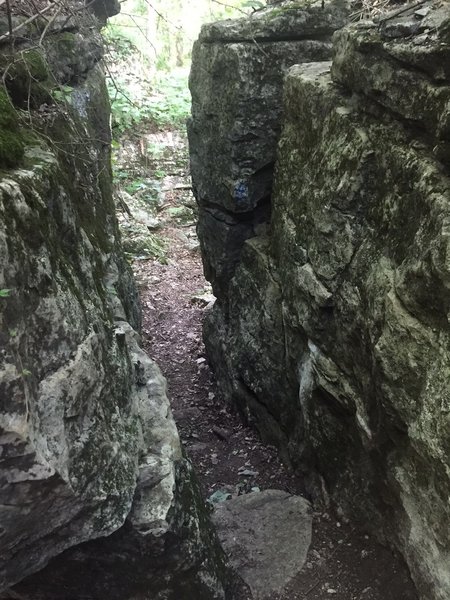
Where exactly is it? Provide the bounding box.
[187,0,350,297]
[0,2,231,598]
[0,48,53,108]
[189,2,450,599]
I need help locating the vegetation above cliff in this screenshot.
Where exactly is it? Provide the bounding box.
[103,0,253,137]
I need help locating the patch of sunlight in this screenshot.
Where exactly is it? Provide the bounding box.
[103,0,256,135]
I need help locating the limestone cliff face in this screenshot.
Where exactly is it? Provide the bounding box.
[188,0,350,298]
[0,4,229,598]
[189,1,450,598]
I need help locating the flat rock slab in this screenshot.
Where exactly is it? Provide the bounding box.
[212,490,312,599]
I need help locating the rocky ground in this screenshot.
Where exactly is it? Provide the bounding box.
[115,123,418,600]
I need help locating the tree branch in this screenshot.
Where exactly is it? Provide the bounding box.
[0,3,54,44]
[210,0,249,15]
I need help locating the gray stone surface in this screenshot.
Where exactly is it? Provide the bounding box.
[188,0,350,296]
[10,335,230,599]
[212,491,312,599]
[0,7,230,599]
[191,2,450,599]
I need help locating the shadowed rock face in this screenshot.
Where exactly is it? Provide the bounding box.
[189,2,450,599]
[0,4,230,599]
[187,0,351,297]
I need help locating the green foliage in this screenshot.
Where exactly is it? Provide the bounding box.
[107,68,191,135]
[124,178,161,204]
[108,92,144,134]
[145,141,166,159]
[242,0,265,8]
[106,0,255,73]
[167,205,195,225]
[0,288,12,298]
[123,232,168,262]
[103,24,139,56]
[146,71,191,126]
[124,179,148,194]
[167,206,185,217]
[52,85,74,103]
[113,166,162,204]
[103,0,253,136]
[113,168,130,180]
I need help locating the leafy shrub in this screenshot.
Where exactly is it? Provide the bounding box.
[104,24,191,135]
[107,68,190,135]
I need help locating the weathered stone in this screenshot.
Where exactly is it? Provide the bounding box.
[331,9,450,142]
[212,490,312,599]
[191,2,450,599]
[0,6,231,599]
[90,0,120,23]
[9,326,230,599]
[188,0,350,296]
[44,31,104,84]
[199,0,350,42]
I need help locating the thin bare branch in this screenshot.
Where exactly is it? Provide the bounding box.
[376,0,426,22]
[210,0,249,15]
[39,3,64,45]
[116,11,159,54]
[4,0,14,49]
[28,0,50,22]
[0,4,53,43]
[119,0,187,34]
[103,59,141,109]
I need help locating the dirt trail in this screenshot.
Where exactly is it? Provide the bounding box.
[117,125,418,600]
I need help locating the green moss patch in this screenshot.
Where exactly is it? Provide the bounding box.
[0,49,53,108]
[53,32,78,61]
[0,89,25,169]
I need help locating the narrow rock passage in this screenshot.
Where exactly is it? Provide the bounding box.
[117,126,418,600]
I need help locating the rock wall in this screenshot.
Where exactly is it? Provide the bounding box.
[189,1,450,598]
[188,0,350,297]
[0,3,230,598]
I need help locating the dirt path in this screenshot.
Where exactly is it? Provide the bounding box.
[116,125,418,600]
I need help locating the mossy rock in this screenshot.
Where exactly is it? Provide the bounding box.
[53,32,78,60]
[0,49,53,108]
[122,231,167,259]
[0,89,25,168]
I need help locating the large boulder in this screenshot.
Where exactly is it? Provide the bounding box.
[188,0,350,297]
[9,326,230,599]
[192,2,450,599]
[0,8,230,599]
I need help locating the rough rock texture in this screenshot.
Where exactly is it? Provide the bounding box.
[212,490,312,599]
[0,6,229,599]
[187,0,350,297]
[190,2,450,599]
[10,330,229,599]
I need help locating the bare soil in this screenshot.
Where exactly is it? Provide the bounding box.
[118,125,418,600]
